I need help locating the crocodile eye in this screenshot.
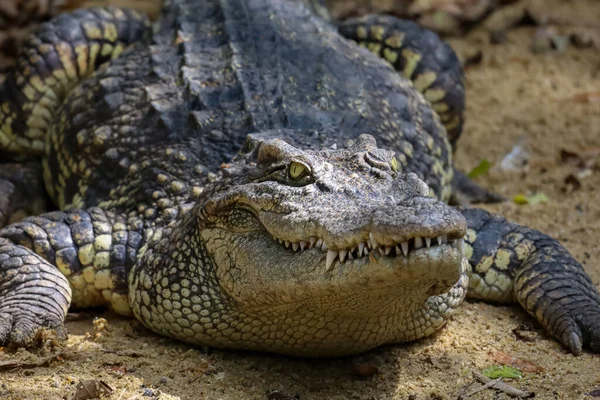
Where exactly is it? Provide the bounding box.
[289,161,309,180]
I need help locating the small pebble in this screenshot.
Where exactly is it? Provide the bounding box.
[159,376,169,384]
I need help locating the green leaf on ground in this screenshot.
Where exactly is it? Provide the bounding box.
[468,159,492,179]
[481,365,523,380]
[513,192,548,205]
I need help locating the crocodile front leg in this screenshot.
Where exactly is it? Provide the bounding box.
[461,207,600,354]
[0,208,144,346]
[0,237,70,345]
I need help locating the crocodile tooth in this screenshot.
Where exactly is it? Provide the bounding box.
[372,248,381,260]
[339,249,348,262]
[364,248,369,255]
[455,238,464,255]
[300,241,307,251]
[425,237,431,248]
[348,252,354,260]
[395,245,401,255]
[384,246,392,255]
[437,235,444,245]
[321,241,328,251]
[309,237,316,248]
[326,250,337,271]
[285,241,291,248]
[414,237,423,249]
[350,246,357,257]
[378,247,385,255]
[316,238,323,248]
[358,242,365,257]
[369,233,379,248]
[400,241,409,256]
[292,242,299,252]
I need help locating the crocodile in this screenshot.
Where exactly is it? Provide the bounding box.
[0,0,599,357]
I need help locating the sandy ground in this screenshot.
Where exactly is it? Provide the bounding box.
[1,2,600,399]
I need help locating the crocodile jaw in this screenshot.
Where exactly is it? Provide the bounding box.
[269,230,464,271]
[199,226,466,356]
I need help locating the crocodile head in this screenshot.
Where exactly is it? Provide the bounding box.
[194,132,467,356]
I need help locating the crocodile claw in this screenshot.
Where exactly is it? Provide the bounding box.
[0,311,66,347]
[557,307,600,355]
[0,238,71,348]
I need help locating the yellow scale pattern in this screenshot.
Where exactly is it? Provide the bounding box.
[0,9,149,156]
[350,23,456,201]
[353,23,462,140]
[463,228,536,303]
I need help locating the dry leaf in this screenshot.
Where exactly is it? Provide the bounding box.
[489,351,545,373]
[571,92,600,104]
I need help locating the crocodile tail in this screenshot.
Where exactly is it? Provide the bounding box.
[0,7,150,155]
[338,15,465,148]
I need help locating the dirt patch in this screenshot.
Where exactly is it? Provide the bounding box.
[2,2,600,400]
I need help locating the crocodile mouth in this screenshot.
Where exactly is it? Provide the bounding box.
[271,232,465,271]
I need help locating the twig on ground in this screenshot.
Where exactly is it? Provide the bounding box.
[458,377,502,399]
[472,371,535,398]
